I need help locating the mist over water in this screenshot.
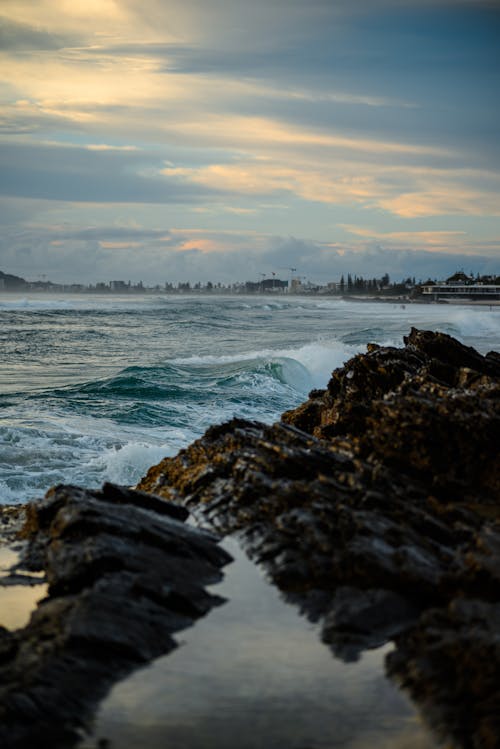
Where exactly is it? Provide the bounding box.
[1,294,499,504]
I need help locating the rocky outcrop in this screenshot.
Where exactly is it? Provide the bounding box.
[0,483,231,749]
[387,597,500,748]
[1,329,499,748]
[139,329,500,747]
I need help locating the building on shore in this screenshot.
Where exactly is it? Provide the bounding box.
[244,278,288,293]
[421,281,500,300]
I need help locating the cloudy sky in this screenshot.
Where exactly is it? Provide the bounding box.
[1,0,499,285]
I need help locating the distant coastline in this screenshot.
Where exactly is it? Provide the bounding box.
[1,268,499,303]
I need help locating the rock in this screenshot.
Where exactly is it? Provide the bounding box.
[387,598,500,748]
[142,416,472,622]
[321,586,422,662]
[0,505,27,544]
[282,327,500,447]
[139,329,500,747]
[2,329,499,748]
[0,483,231,749]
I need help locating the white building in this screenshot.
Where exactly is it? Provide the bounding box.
[421,283,500,299]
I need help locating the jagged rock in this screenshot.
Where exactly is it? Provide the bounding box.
[139,329,500,747]
[0,483,231,749]
[140,416,484,635]
[2,329,499,748]
[282,327,500,446]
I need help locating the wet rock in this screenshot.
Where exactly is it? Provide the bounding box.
[0,505,27,545]
[387,598,500,748]
[142,417,470,618]
[322,586,422,662]
[2,329,498,748]
[0,483,231,749]
[283,328,500,439]
[139,329,500,747]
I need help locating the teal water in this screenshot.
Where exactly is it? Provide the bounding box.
[1,294,499,503]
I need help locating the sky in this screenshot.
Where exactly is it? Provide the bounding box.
[1,0,499,285]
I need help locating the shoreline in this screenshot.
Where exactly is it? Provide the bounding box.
[340,294,500,306]
[1,289,500,306]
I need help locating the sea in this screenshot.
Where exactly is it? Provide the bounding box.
[2,293,499,749]
[1,293,499,506]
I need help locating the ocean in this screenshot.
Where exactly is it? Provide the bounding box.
[1,293,499,505]
[2,293,499,749]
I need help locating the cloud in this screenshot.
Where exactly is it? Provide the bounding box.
[158,115,453,157]
[379,186,500,218]
[164,160,383,206]
[1,218,498,286]
[86,143,139,151]
[163,152,500,218]
[0,0,499,283]
[0,141,219,203]
[338,225,500,256]
[0,0,133,40]
[0,16,75,51]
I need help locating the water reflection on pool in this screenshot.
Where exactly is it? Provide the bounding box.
[80,537,438,749]
[0,547,48,630]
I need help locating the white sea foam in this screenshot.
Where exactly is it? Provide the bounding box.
[0,423,186,502]
[0,480,23,504]
[0,295,153,312]
[83,441,179,487]
[172,339,363,390]
[283,341,360,389]
[2,298,497,505]
[0,297,100,311]
[0,298,69,310]
[442,308,500,339]
[312,299,348,309]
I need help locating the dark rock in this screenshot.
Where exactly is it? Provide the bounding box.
[0,483,231,749]
[281,327,500,446]
[321,587,422,661]
[2,329,499,748]
[139,329,500,748]
[387,598,500,748]
[0,505,27,544]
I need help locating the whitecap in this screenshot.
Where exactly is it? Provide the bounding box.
[83,440,179,488]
